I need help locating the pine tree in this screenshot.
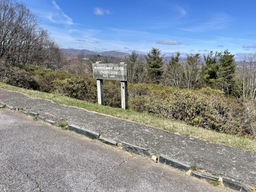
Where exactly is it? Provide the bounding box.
[202,50,237,96]
[202,51,220,88]
[145,48,164,84]
[218,50,236,96]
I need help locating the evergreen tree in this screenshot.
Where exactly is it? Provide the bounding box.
[202,50,237,96]
[202,51,220,88]
[145,48,164,84]
[218,50,236,96]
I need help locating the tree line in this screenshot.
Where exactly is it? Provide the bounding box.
[125,48,256,99]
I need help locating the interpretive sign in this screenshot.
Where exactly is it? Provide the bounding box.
[92,62,128,110]
[93,63,127,81]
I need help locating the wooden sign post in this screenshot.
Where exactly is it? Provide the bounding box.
[93,62,128,109]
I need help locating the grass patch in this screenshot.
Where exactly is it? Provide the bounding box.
[206,180,221,187]
[190,165,198,171]
[57,122,68,130]
[0,82,255,154]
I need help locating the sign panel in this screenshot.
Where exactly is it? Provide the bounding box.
[93,63,127,81]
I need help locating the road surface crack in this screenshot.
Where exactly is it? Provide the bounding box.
[24,172,43,192]
[7,165,43,192]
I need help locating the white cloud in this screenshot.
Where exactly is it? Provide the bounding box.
[156,40,181,45]
[50,0,73,25]
[243,45,256,49]
[175,5,187,17]
[94,8,110,16]
[182,13,232,32]
[198,49,210,53]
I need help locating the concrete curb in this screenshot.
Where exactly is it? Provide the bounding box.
[6,105,16,110]
[68,124,100,139]
[46,119,56,125]
[0,102,5,108]
[29,112,39,117]
[0,101,255,192]
[191,171,219,182]
[121,142,152,157]
[38,115,46,121]
[222,177,252,192]
[159,154,191,172]
[99,135,117,146]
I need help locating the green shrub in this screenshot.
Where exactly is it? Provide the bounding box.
[104,81,121,107]
[129,84,254,137]
[53,76,97,102]
[128,96,149,112]
[33,68,73,92]
[0,65,39,89]
[243,100,256,137]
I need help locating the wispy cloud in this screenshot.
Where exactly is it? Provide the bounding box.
[182,13,232,32]
[175,5,187,17]
[156,40,181,45]
[94,7,110,16]
[44,25,103,50]
[243,45,256,49]
[47,0,73,25]
[198,49,210,53]
[247,33,256,37]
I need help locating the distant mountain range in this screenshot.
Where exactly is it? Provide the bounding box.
[61,48,254,61]
[60,49,129,58]
[60,48,188,62]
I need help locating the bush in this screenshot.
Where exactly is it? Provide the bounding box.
[129,84,254,137]
[0,65,39,89]
[32,68,73,92]
[29,65,97,102]
[104,81,121,107]
[53,76,97,102]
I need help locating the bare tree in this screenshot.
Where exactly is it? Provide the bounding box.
[237,54,256,99]
[163,52,184,87]
[183,53,202,89]
[125,51,147,83]
[0,0,62,68]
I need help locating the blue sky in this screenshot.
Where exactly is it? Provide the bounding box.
[19,0,256,55]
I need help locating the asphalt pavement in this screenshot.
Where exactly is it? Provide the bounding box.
[0,88,255,191]
[0,109,231,192]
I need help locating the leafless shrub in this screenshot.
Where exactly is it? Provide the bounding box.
[244,100,256,138]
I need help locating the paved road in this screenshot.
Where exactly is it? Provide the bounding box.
[0,109,230,192]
